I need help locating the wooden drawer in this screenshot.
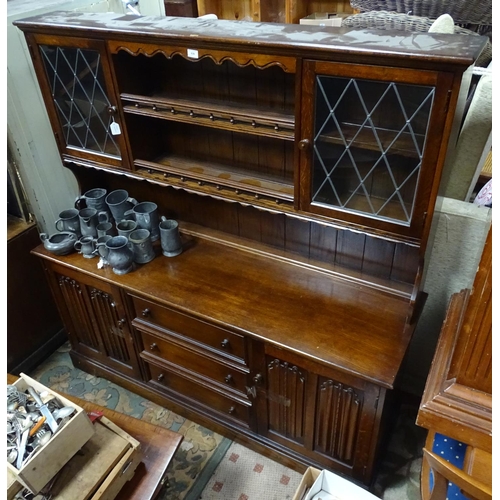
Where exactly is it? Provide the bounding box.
[131,295,247,363]
[139,327,250,397]
[146,360,251,426]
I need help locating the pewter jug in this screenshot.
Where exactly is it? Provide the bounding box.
[105,189,138,222]
[123,201,159,242]
[79,208,108,238]
[74,235,97,258]
[97,235,134,275]
[75,188,110,219]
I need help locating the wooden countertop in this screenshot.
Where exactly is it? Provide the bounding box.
[32,227,414,388]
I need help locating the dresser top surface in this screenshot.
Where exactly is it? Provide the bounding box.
[33,232,414,388]
[14,11,486,66]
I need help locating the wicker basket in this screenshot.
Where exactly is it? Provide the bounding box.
[349,0,491,25]
[342,11,492,66]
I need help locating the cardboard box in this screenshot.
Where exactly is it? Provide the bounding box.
[299,13,350,27]
[7,373,95,494]
[293,467,380,500]
[293,467,322,500]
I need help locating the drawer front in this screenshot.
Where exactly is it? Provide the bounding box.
[140,329,250,397]
[132,295,247,363]
[146,361,251,426]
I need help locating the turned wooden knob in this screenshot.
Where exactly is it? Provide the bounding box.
[221,339,230,349]
[298,139,310,151]
[142,308,150,317]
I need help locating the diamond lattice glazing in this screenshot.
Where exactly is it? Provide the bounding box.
[312,76,434,224]
[40,45,120,157]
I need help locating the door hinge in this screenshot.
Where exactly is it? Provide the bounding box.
[246,386,257,398]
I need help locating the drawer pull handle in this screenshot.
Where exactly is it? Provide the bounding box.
[142,308,150,317]
[157,373,164,382]
[117,318,126,328]
[253,373,263,384]
[224,374,233,384]
[150,343,158,351]
[228,406,235,414]
[221,339,230,349]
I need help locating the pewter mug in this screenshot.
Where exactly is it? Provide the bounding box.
[116,220,138,239]
[123,201,159,241]
[55,208,81,237]
[79,208,108,238]
[96,221,115,238]
[129,228,155,264]
[105,189,138,222]
[97,235,134,275]
[74,235,97,258]
[159,217,183,257]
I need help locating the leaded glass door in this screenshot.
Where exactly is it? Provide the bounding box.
[299,61,446,238]
[29,34,129,169]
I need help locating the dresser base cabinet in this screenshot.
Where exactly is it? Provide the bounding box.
[34,239,415,487]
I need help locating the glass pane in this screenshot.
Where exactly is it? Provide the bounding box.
[40,45,121,158]
[312,75,434,225]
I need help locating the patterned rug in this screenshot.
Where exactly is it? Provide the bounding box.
[28,343,232,500]
[27,343,425,499]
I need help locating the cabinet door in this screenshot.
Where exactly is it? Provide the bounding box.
[25,33,129,169]
[255,346,383,484]
[50,268,141,379]
[298,60,453,238]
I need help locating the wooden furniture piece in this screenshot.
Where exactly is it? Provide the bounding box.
[197,0,354,23]
[164,0,198,17]
[7,374,183,500]
[416,227,492,499]
[13,12,486,487]
[7,216,65,374]
[422,434,492,500]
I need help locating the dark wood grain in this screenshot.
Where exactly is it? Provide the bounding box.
[15,14,484,488]
[417,228,492,453]
[7,223,64,374]
[32,237,411,388]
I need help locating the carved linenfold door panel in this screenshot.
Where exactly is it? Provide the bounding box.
[55,273,140,378]
[266,358,308,444]
[314,378,362,465]
[258,349,382,482]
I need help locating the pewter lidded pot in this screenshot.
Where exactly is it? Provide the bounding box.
[98,235,134,275]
